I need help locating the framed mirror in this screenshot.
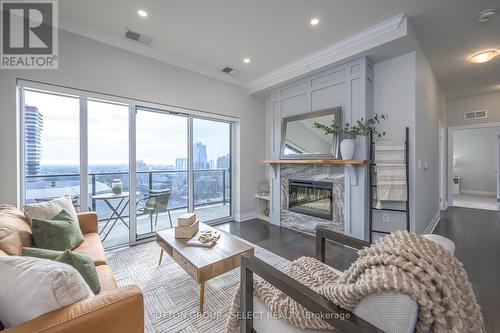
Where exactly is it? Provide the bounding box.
[280,107,341,159]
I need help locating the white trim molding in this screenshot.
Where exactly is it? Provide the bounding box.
[235,211,257,222]
[248,13,407,94]
[424,212,441,234]
[460,190,496,196]
[58,19,248,88]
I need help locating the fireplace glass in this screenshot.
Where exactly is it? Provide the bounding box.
[288,179,333,220]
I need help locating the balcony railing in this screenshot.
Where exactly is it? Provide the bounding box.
[25,169,231,215]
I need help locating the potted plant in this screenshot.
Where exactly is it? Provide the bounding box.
[314,113,387,160]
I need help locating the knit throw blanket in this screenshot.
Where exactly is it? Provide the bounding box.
[226,231,483,333]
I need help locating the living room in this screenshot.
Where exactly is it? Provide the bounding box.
[0,1,499,332]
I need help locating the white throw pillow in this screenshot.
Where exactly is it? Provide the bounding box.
[23,195,79,223]
[0,256,92,327]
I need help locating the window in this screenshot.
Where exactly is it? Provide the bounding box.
[23,89,80,208]
[20,84,234,248]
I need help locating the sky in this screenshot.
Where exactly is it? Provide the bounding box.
[25,90,231,167]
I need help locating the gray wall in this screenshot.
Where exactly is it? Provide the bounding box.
[0,30,266,218]
[453,127,499,194]
[447,92,500,128]
[266,57,373,240]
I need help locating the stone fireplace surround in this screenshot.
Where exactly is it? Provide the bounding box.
[280,164,344,234]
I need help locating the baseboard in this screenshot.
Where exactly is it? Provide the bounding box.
[424,212,441,234]
[234,211,257,222]
[459,190,496,196]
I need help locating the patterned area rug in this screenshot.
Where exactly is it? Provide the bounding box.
[107,235,290,333]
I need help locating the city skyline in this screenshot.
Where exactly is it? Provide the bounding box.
[24,90,231,169]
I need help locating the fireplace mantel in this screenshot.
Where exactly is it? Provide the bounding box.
[261,159,368,185]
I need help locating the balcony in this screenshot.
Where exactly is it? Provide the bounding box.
[25,169,231,248]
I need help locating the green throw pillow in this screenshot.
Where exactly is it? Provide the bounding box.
[21,247,101,295]
[31,209,84,251]
[21,247,62,260]
[55,250,101,295]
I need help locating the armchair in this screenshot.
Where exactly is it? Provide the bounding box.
[239,227,419,333]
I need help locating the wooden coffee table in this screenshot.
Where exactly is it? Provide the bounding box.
[155,223,254,312]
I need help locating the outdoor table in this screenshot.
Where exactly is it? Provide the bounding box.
[91,191,134,241]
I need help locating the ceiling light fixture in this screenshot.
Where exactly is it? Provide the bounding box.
[137,9,148,17]
[310,18,320,26]
[468,50,499,63]
[243,58,251,64]
[476,9,496,23]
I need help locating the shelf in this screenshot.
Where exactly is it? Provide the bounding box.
[260,159,369,165]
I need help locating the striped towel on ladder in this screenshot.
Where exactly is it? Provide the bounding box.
[375,141,407,209]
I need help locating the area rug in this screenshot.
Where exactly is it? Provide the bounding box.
[106,235,290,333]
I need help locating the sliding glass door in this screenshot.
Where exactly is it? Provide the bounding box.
[21,85,233,248]
[135,108,189,239]
[87,99,130,248]
[192,118,232,222]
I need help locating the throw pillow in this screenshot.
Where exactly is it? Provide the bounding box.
[23,194,79,224]
[55,250,101,295]
[0,256,92,328]
[31,209,84,251]
[21,247,61,260]
[22,248,101,295]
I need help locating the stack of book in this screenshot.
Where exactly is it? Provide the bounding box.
[174,213,199,239]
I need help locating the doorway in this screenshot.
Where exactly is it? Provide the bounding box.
[448,124,500,211]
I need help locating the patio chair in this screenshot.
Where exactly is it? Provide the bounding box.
[137,189,172,231]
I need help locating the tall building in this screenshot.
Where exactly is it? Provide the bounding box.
[216,154,230,169]
[193,142,208,169]
[175,157,188,170]
[25,106,43,176]
[209,159,215,169]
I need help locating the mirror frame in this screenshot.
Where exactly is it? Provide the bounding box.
[280,107,341,160]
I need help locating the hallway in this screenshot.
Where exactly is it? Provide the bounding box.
[434,207,500,332]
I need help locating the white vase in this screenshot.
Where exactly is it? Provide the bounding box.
[340,139,355,160]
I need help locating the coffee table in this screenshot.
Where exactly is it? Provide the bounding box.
[155,223,254,312]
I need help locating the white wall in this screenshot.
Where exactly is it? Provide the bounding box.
[414,43,445,234]
[453,127,499,194]
[373,47,445,235]
[447,92,500,127]
[373,52,415,234]
[0,30,266,218]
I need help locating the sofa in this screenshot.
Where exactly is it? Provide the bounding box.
[0,204,144,333]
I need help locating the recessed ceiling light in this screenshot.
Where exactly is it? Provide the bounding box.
[243,58,251,64]
[476,9,496,23]
[468,50,499,63]
[137,9,148,17]
[310,18,320,26]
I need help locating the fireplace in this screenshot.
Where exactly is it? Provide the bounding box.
[288,179,333,220]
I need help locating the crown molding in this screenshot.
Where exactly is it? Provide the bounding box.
[248,13,407,94]
[58,18,249,88]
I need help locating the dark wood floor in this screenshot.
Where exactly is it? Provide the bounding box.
[433,207,500,333]
[216,206,500,332]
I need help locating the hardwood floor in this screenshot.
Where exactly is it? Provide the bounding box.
[215,220,357,273]
[434,207,500,333]
[216,207,499,332]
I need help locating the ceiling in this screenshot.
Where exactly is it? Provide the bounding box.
[59,0,500,99]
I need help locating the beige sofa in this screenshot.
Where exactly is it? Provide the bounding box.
[0,204,144,333]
